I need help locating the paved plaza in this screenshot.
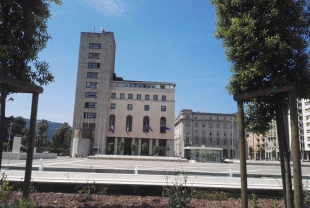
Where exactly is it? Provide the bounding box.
[1,156,310,190]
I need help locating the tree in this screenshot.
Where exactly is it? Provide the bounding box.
[11,116,27,136]
[259,148,265,160]
[153,146,159,156]
[141,142,148,156]
[131,143,136,155]
[210,0,310,206]
[249,147,254,160]
[107,142,114,155]
[118,140,125,154]
[37,119,49,153]
[52,122,71,153]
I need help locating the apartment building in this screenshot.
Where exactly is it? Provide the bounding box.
[71,30,175,156]
[174,109,238,162]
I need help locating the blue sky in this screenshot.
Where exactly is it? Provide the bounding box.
[6,0,235,126]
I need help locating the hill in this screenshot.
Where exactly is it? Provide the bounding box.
[25,119,69,141]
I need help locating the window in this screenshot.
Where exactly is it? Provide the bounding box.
[153,95,158,100]
[88,53,100,59]
[209,123,213,128]
[209,116,212,120]
[128,94,133,99]
[85,92,98,98]
[137,94,141,100]
[88,62,100,68]
[224,131,227,136]
[224,117,226,120]
[210,132,212,136]
[217,131,219,136]
[110,103,116,109]
[202,124,205,127]
[161,106,166,112]
[86,82,98,88]
[145,95,149,100]
[185,122,190,127]
[143,116,150,132]
[87,72,99,78]
[84,102,97,108]
[195,123,198,127]
[111,93,116,98]
[120,93,124,99]
[89,43,101,49]
[83,123,95,130]
[217,124,219,128]
[109,115,115,131]
[127,104,133,110]
[144,105,149,111]
[126,115,132,132]
[224,140,226,145]
[223,124,227,129]
[84,112,96,118]
[160,117,167,133]
[195,130,198,136]
[217,116,219,120]
[202,130,205,135]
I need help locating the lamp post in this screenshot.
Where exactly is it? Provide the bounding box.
[231,119,234,159]
[7,122,12,152]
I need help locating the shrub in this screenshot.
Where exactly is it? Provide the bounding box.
[10,198,37,208]
[193,189,228,200]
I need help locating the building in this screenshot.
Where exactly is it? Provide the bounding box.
[174,109,238,162]
[71,30,175,157]
[247,119,279,160]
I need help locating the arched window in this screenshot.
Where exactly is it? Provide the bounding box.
[143,116,150,132]
[160,117,166,133]
[126,115,132,132]
[109,115,115,132]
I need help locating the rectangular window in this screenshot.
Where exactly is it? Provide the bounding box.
[209,123,213,128]
[224,131,227,136]
[86,82,98,88]
[110,103,116,109]
[195,130,198,136]
[85,92,98,98]
[87,72,99,78]
[83,123,96,130]
[127,104,133,110]
[89,43,101,49]
[202,130,205,135]
[120,93,124,99]
[195,123,198,127]
[144,105,149,111]
[161,106,166,112]
[153,95,158,100]
[223,124,227,129]
[84,102,97,108]
[162,95,166,101]
[137,94,141,100]
[145,95,149,100]
[84,112,96,118]
[128,94,133,99]
[217,124,219,128]
[88,53,100,59]
[88,62,100,68]
[111,93,116,98]
[217,131,219,136]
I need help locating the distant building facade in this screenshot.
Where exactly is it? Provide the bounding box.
[71,31,175,156]
[174,109,238,162]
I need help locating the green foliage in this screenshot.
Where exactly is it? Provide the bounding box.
[11,116,27,136]
[153,145,159,156]
[141,142,148,155]
[249,147,254,160]
[10,198,37,208]
[0,173,14,207]
[260,148,265,160]
[107,142,114,154]
[118,140,125,152]
[52,122,71,152]
[76,183,96,202]
[271,201,281,208]
[250,194,259,208]
[131,143,136,154]
[192,189,228,201]
[37,119,49,153]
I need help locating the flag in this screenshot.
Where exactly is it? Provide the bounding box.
[110,125,114,133]
[146,124,153,132]
[126,123,130,135]
[163,126,171,130]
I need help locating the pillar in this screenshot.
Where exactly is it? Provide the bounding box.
[114,137,118,155]
[121,137,124,155]
[131,138,135,155]
[149,139,153,156]
[138,138,141,156]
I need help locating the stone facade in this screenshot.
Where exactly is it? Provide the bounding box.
[72,31,175,156]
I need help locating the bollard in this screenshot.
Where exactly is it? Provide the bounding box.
[134,166,138,175]
[229,169,233,177]
[39,158,44,171]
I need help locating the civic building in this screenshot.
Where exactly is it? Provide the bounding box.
[174,109,238,162]
[71,30,175,157]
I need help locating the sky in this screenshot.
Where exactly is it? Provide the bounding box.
[6,0,236,126]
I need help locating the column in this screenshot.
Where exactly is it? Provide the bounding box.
[121,137,124,155]
[138,138,141,156]
[131,138,136,155]
[149,139,153,156]
[114,137,118,155]
[156,139,159,146]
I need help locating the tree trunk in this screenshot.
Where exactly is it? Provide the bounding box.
[0,92,7,171]
[275,94,293,208]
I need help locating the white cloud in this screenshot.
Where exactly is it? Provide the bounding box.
[79,0,131,17]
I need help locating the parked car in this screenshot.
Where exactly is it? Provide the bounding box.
[58,152,64,156]
[42,151,50,154]
[220,158,226,163]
